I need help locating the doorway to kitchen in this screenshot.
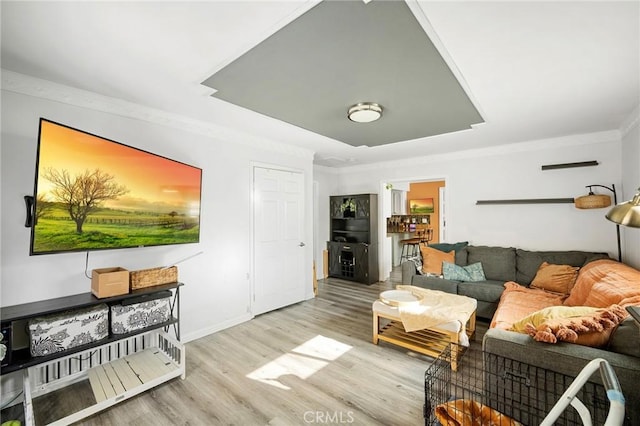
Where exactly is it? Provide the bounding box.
[379,177,446,282]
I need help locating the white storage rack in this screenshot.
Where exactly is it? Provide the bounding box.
[1,282,185,425]
[23,330,185,426]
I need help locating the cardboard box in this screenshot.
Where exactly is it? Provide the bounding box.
[91,267,130,298]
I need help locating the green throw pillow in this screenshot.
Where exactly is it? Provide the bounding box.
[429,241,469,253]
[442,261,486,282]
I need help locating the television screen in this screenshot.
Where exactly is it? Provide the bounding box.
[30,119,202,255]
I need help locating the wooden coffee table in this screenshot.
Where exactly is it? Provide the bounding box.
[372,289,476,371]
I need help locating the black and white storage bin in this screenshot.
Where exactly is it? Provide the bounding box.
[29,304,109,357]
[110,291,172,334]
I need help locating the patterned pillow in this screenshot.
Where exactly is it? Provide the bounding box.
[442,262,486,282]
[407,255,424,275]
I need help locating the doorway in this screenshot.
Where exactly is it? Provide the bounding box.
[252,166,306,315]
[379,177,447,281]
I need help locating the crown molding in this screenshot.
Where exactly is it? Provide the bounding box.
[335,129,621,174]
[1,69,314,160]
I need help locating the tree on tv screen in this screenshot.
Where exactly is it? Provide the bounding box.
[42,168,129,233]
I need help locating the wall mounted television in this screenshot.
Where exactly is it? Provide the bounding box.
[29,118,202,255]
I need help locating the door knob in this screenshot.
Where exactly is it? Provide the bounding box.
[299,242,306,247]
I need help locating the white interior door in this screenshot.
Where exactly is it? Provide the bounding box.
[253,166,305,315]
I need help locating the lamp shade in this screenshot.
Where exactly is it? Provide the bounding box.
[575,193,611,209]
[606,191,640,228]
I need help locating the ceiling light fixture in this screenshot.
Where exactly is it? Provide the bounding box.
[347,102,383,123]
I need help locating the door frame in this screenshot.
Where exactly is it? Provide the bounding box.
[250,162,310,315]
[378,175,448,282]
[439,186,446,242]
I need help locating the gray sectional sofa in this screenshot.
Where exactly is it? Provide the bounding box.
[402,244,640,424]
[401,244,608,319]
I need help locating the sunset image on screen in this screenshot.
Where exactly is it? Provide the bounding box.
[409,199,434,214]
[31,120,202,254]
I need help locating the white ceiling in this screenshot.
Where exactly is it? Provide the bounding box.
[2,1,638,167]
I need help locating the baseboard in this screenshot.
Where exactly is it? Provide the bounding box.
[181,313,253,344]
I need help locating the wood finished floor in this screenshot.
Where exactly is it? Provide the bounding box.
[5,270,488,425]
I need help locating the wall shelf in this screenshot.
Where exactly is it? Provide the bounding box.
[476,198,575,205]
[541,161,598,170]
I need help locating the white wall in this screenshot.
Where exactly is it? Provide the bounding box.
[1,79,315,344]
[318,131,636,279]
[620,109,640,269]
[312,166,339,279]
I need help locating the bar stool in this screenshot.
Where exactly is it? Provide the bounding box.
[420,228,434,245]
[399,236,421,262]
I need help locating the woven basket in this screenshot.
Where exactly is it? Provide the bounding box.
[130,266,178,290]
[575,194,611,209]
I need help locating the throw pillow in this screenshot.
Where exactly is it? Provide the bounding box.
[428,241,469,254]
[530,262,579,295]
[407,255,424,275]
[516,304,627,347]
[442,262,486,282]
[419,246,454,275]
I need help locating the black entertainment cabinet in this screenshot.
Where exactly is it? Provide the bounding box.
[1,283,185,425]
[327,194,379,284]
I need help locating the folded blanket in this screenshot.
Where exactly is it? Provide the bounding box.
[395,286,476,345]
[524,304,627,344]
[435,399,523,426]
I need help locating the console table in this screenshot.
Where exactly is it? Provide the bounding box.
[1,283,185,425]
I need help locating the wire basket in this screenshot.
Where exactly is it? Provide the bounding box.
[424,343,626,426]
[130,266,178,290]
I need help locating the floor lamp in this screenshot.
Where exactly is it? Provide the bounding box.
[606,187,640,229]
[575,184,621,261]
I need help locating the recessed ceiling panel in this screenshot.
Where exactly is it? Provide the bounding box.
[202,0,483,147]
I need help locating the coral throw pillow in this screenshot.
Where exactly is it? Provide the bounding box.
[419,246,454,275]
[530,262,579,295]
